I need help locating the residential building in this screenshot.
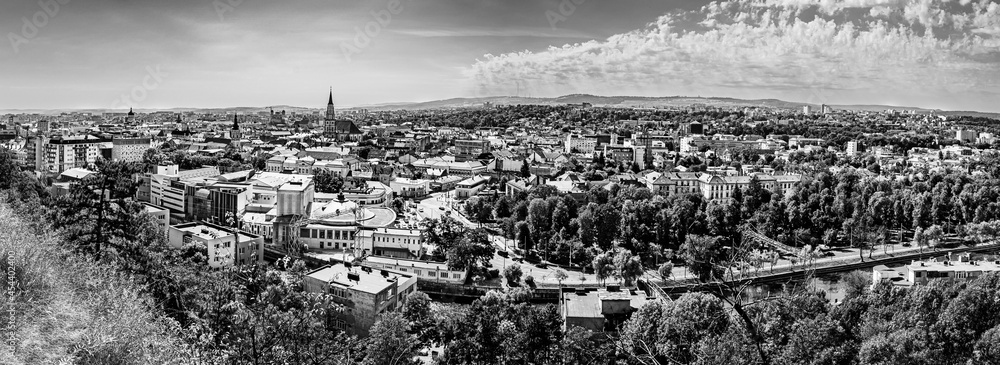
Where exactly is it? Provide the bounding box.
[167,222,264,268]
[142,203,170,236]
[565,134,598,154]
[846,141,861,157]
[956,129,978,143]
[302,262,418,336]
[454,139,490,161]
[45,135,111,174]
[111,137,151,163]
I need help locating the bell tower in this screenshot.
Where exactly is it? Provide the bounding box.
[325,88,336,121]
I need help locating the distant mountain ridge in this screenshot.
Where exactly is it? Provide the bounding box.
[356,94,937,113]
[3,95,998,119]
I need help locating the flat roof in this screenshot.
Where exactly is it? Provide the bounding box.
[563,291,602,319]
[306,262,413,295]
[562,288,650,319]
[172,222,261,241]
[365,256,452,271]
[907,259,1000,272]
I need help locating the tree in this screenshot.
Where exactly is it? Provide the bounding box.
[493,196,512,219]
[527,198,551,249]
[520,160,531,178]
[446,228,495,271]
[53,159,145,255]
[365,312,420,365]
[562,326,613,365]
[314,169,345,193]
[553,269,568,288]
[503,264,523,286]
[680,235,724,282]
[401,291,436,345]
[423,216,465,259]
[551,200,571,234]
[925,224,944,248]
[592,252,615,285]
[390,198,406,213]
[613,249,644,287]
[516,221,534,252]
[658,262,673,280]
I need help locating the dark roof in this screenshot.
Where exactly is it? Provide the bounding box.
[332,120,362,134]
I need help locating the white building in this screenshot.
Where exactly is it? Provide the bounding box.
[873,254,1000,288]
[168,222,264,268]
[390,178,431,198]
[846,141,860,157]
[363,256,467,285]
[455,175,490,200]
[357,227,424,258]
[956,129,978,143]
[44,135,111,174]
[565,134,598,154]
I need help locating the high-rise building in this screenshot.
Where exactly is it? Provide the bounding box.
[45,135,111,174]
[803,105,812,115]
[688,122,704,135]
[846,141,860,157]
[112,137,151,163]
[956,129,978,143]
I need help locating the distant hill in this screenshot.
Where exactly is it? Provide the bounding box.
[354,95,816,111]
[351,94,1000,119]
[4,95,999,119]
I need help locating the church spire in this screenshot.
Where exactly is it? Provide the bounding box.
[233,113,239,129]
[325,88,336,121]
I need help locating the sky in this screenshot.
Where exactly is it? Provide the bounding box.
[1,0,999,112]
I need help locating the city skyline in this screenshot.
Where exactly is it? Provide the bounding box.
[2,0,999,112]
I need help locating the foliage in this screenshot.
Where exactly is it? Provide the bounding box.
[503,263,523,286]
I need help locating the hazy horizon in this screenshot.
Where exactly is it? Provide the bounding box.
[2,0,999,112]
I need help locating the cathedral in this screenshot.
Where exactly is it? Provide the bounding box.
[323,89,362,142]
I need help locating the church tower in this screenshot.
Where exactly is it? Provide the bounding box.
[231,114,241,140]
[325,88,336,121]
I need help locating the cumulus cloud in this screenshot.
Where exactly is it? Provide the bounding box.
[468,0,1000,109]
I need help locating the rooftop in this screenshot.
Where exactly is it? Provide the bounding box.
[306,262,413,295]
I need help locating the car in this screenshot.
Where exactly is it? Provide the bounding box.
[438,206,445,211]
[419,208,424,213]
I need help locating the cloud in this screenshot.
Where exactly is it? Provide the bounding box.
[467,0,1000,110]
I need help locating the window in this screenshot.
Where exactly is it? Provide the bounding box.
[453,273,461,279]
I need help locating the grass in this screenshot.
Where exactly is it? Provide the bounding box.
[0,203,199,364]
